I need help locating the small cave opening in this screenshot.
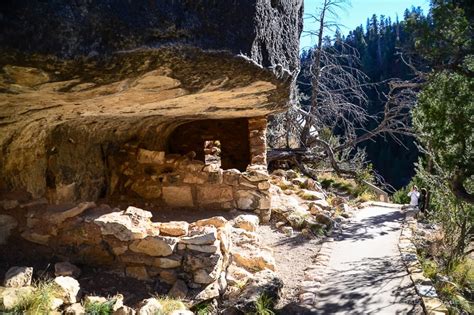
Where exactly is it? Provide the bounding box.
[167,118,251,172]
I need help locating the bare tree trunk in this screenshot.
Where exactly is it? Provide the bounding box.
[300,0,328,146]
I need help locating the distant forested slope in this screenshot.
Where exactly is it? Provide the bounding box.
[299,6,427,189]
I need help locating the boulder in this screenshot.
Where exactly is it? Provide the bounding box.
[55,262,81,278]
[137,298,163,315]
[157,221,189,237]
[129,236,178,256]
[0,215,18,244]
[54,276,81,304]
[4,266,33,288]
[168,279,188,299]
[169,310,194,315]
[181,226,217,245]
[233,215,259,232]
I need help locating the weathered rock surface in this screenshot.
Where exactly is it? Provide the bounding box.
[137,298,163,315]
[4,266,33,288]
[233,214,260,232]
[54,262,81,278]
[0,0,303,202]
[156,221,189,237]
[94,209,151,242]
[54,276,81,304]
[181,227,217,245]
[129,236,178,257]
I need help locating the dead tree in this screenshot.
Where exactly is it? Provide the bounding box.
[268,0,420,185]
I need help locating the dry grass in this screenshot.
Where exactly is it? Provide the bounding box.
[6,279,62,314]
[153,296,187,314]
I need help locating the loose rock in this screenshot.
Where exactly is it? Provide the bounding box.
[4,266,33,288]
[233,214,259,232]
[55,262,81,278]
[137,298,163,315]
[54,276,81,304]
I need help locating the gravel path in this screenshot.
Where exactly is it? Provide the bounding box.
[310,204,422,314]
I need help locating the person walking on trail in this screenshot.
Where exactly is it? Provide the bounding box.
[407,185,420,209]
[419,188,427,212]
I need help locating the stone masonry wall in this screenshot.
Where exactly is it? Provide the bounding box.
[109,117,271,221]
[20,203,276,304]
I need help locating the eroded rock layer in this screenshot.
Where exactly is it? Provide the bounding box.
[0,0,303,201]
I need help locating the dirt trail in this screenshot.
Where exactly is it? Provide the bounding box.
[258,225,323,309]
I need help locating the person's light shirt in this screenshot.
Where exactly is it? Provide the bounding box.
[408,191,420,206]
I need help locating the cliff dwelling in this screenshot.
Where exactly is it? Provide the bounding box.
[0,0,304,312]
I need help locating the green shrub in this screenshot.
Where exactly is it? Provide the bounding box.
[391,187,410,204]
[252,293,275,315]
[192,301,212,315]
[84,300,114,315]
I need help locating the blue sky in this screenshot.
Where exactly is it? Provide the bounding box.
[301,0,431,50]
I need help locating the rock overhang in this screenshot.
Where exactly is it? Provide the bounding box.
[0,0,303,200]
[0,47,291,124]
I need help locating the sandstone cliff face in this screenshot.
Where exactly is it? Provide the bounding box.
[0,0,303,201]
